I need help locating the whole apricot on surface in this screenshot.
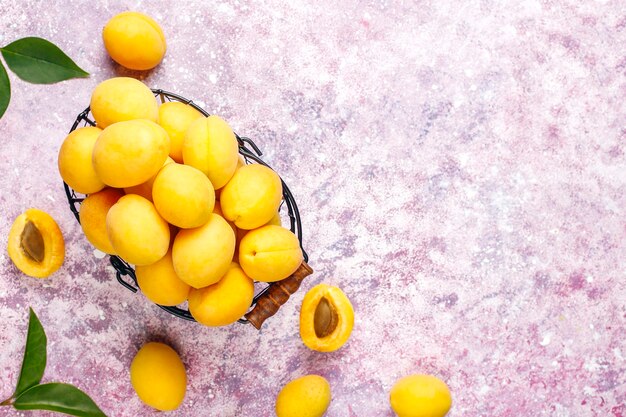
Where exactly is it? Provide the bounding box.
[300,283,354,352]
[187,262,254,326]
[389,374,452,417]
[172,213,235,288]
[106,194,169,266]
[103,11,166,70]
[79,187,125,254]
[130,342,186,411]
[7,209,64,278]
[275,375,331,417]
[238,225,302,282]
[57,126,105,194]
[220,164,283,230]
[136,249,190,306]
[182,115,239,190]
[90,77,158,128]
[93,119,169,188]
[152,163,215,229]
[158,102,204,163]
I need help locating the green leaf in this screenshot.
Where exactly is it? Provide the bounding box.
[14,308,47,397]
[13,383,107,417]
[0,60,9,119]
[1,37,89,84]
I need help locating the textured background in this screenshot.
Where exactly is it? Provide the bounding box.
[0,0,625,416]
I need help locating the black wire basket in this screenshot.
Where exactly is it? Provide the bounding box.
[64,89,311,328]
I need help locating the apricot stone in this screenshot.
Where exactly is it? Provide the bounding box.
[187,262,254,326]
[106,194,169,266]
[130,342,186,411]
[136,249,190,306]
[93,119,169,188]
[220,164,283,230]
[103,12,166,71]
[57,126,105,194]
[79,187,125,254]
[238,225,302,282]
[152,163,214,229]
[182,115,239,190]
[90,77,158,128]
[172,213,235,288]
[7,209,65,278]
[300,284,354,352]
[158,102,204,163]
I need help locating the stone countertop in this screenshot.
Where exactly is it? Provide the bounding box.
[0,1,624,416]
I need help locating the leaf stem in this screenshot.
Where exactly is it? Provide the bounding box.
[0,396,14,406]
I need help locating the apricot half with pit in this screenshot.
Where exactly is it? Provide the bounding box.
[7,209,65,278]
[300,284,354,352]
[106,194,170,266]
[187,262,254,326]
[57,126,105,194]
[92,119,170,188]
[79,187,125,254]
[238,225,302,282]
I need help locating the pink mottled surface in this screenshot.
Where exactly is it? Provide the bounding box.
[0,1,624,416]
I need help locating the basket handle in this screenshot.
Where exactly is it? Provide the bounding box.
[245,261,313,329]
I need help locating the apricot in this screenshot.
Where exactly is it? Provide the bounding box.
[123,157,174,201]
[182,115,239,189]
[300,284,354,352]
[106,194,169,266]
[275,375,331,417]
[93,119,169,188]
[187,262,254,326]
[220,164,283,230]
[238,225,302,282]
[7,209,65,278]
[152,163,214,229]
[57,126,105,194]
[90,77,158,128]
[103,12,166,71]
[389,375,452,417]
[158,102,204,163]
[172,213,235,288]
[136,249,190,306]
[79,187,125,254]
[130,342,186,411]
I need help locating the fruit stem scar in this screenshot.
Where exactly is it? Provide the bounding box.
[314,297,339,338]
[21,220,45,263]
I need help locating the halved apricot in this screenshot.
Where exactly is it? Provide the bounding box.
[7,209,65,278]
[300,284,354,352]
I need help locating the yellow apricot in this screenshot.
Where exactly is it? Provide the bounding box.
[79,187,124,254]
[238,225,302,282]
[152,163,215,229]
[106,194,169,266]
[187,262,254,326]
[123,156,174,201]
[389,375,452,417]
[93,119,169,188]
[103,12,166,71]
[130,342,186,411]
[7,209,65,278]
[300,284,354,352]
[267,211,282,226]
[172,213,235,288]
[275,375,331,417]
[220,164,283,230]
[90,77,158,128]
[213,201,237,236]
[182,115,239,189]
[136,249,190,306]
[158,102,204,163]
[57,126,105,194]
